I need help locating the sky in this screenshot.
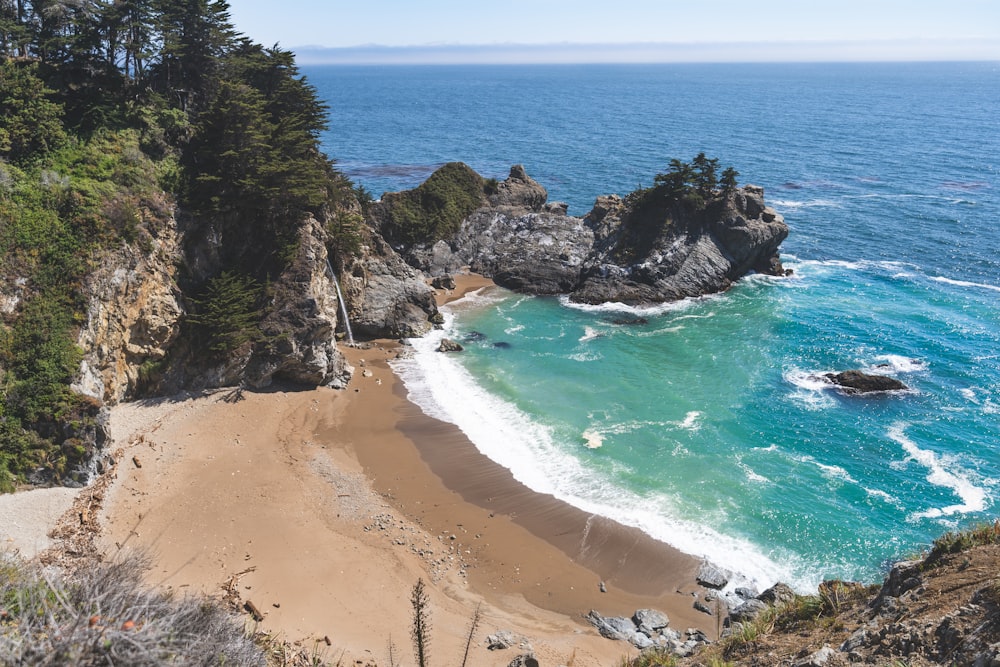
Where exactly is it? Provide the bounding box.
[226,0,1000,64]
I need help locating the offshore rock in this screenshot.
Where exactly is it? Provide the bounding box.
[825,370,908,394]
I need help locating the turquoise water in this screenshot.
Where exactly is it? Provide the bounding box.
[307,62,1000,591]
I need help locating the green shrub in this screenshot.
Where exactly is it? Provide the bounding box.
[924,520,1000,568]
[187,272,264,354]
[381,162,488,246]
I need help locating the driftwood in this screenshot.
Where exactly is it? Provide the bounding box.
[244,600,264,622]
[132,456,142,469]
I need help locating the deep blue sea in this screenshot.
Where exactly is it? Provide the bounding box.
[306,63,1000,592]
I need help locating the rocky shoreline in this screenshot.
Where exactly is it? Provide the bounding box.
[378,164,789,306]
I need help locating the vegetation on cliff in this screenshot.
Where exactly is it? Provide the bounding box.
[617,153,740,262]
[0,0,353,489]
[378,161,490,246]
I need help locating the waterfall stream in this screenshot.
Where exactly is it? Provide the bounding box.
[325,259,355,346]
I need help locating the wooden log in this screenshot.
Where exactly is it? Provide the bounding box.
[244,600,264,622]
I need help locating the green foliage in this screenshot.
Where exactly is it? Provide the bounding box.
[619,648,678,666]
[327,211,364,257]
[382,162,487,246]
[924,520,1000,568]
[187,271,263,354]
[0,60,68,164]
[0,0,360,489]
[617,154,739,261]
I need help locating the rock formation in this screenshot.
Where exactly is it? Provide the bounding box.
[378,164,789,305]
[824,370,908,394]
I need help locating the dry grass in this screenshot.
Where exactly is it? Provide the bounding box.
[0,550,266,666]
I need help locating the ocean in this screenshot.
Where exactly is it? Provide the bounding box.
[305,62,1000,592]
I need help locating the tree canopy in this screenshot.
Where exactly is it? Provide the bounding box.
[0,0,349,487]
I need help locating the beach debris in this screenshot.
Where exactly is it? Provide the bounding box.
[599,580,607,592]
[486,630,517,650]
[437,338,464,353]
[243,600,264,622]
[131,456,142,469]
[696,561,730,589]
[505,655,539,667]
[323,635,332,646]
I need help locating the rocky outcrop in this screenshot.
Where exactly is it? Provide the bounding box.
[380,164,789,305]
[824,370,908,394]
[573,184,788,304]
[242,219,352,389]
[74,220,183,403]
[339,231,438,339]
[586,609,708,656]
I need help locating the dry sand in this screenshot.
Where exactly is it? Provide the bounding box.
[16,273,713,666]
[0,486,80,559]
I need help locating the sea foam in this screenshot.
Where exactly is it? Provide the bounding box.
[393,296,816,592]
[888,423,988,521]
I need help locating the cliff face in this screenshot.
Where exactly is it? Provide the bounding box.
[74,222,183,404]
[73,205,437,403]
[381,165,789,305]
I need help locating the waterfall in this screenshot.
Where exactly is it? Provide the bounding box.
[325,259,355,346]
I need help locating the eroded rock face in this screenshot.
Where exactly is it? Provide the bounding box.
[342,232,438,339]
[243,219,353,389]
[573,184,789,304]
[74,223,183,403]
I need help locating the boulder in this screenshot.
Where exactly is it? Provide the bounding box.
[486,630,517,650]
[729,598,769,623]
[758,582,797,606]
[431,274,457,290]
[696,562,730,589]
[633,609,670,636]
[824,370,907,394]
[505,655,539,667]
[586,610,636,641]
[436,338,464,353]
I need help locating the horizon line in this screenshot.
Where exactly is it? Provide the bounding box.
[291,38,1000,66]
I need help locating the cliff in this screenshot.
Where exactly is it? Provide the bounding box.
[375,163,789,305]
[661,524,1000,667]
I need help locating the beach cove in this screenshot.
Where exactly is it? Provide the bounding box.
[23,275,710,666]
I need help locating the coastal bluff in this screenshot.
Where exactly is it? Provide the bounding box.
[374,163,790,305]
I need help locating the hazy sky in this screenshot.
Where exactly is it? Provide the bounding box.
[226,0,1000,63]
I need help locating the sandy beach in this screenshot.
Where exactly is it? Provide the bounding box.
[7,274,713,666]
